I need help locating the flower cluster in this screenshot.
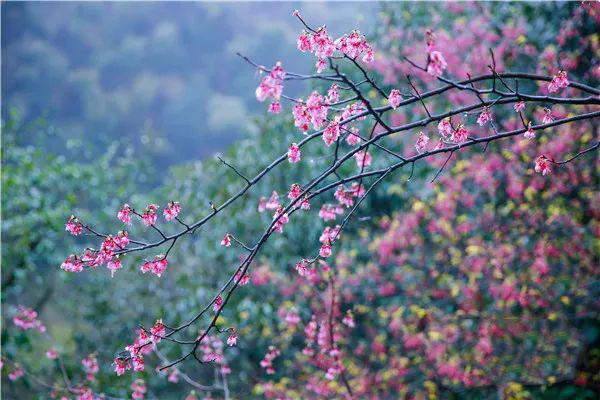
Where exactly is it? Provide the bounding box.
[13,306,46,332]
[260,346,281,375]
[256,62,285,113]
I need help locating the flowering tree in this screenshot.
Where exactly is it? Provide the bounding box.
[4,3,600,399]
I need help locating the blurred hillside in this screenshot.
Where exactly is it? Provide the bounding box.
[2,2,375,168]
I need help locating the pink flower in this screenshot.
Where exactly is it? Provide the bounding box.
[107,257,122,278]
[514,101,525,112]
[235,271,251,286]
[213,296,223,312]
[354,150,372,168]
[534,155,552,175]
[288,183,302,200]
[260,346,281,374]
[151,319,166,343]
[8,367,24,381]
[227,331,238,347]
[452,124,469,143]
[342,311,355,328]
[117,204,132,225]
[297,31,314,52]
[288,143,301,163]
[327,84,340,104]
[548,70,569,93]
[115,231,129,248]
[163,201,181,221]
[272,206,289,233]
[46,349,58,360]
[319,242,332,258]
[168,369,179,383]
[142,204,159,227]
[295,259,308,276]
[268,101,281,114]
[316,58,326,73]
[132,379,146,399]
[152,256,168,277]
[257,197,266,212]
[113,358,130,376]
[524,122,536,139]
[133,355,145,372]
[427,50,447,77]
[65,215,83,235]
[266,191,280,210]
[256,62,285,102]
[437,118,452,139]
[542,108,555,124]
[415,132,430,152]
[221,234,232,247]
[82,354,99,377]
[388,89,402,109]
[346,126,361,145]
[300,196,310,210]
[323,119,341,146]
[476,107,492,126]
[61,255,83,273]
[13,306,45,332]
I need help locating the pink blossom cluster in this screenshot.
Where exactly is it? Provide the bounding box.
[260,346,281,374]
[256,62,285,114]
[13,306,46,332]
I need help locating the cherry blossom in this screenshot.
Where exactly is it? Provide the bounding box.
[163,201,181,221]
[288,183,301,200]
[13,306,46,332]
[260,346,281,375]
[61,255,83,273]
[319,242,332,258]
[115,230,129,248]
[265,191,280,210]
[117,204,132,225]
[227,331,238,347]
[452,124,469,143]
[524,122,536,139]
[514,101,525,112]
[132,379,147,400]
[300,196,310,210]
[534,155,552,175]
[388,89,402,109]
[46,349,58,360]
[346,126,361,145]
[256,62,285,103]
[437,118,452,138]
[65,215,83,236]
[477,107,492,126]
[427,50,448,77]
[542,108,555,124]
[82,354,99,381]
[107,257,122,278]
[287,143,301,163]
[8,366,24,381]
[113,357,130,376]
[353,150,372,168]
[548,70,569,93]
[268,101,281,114]
[327,84,339,104]
[141,204,159,227]
[221,234,232,247]
[214,295,223,312]
[273,206,290,233]
[415,131,430,152]
[323,119,341,146]
[295,259,308,276]
[342,311,355,328]
[151,319,166,343]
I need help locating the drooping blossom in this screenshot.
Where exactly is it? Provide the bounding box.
[255,62,285,103]
[82,354,99,381]
[346,126,361,145]
[297,30,314,53]
[13,306,45,332]
[273,206,290,233]
[427,50,447,77]
[113,357,131,376]
[8,367,24,381]
[295,259,308,276]
[268,101,281,114]
[300,196,310,210]
[452,124,469,143]
[221,234,232,247]
[323,119,341,146]
[117,204,132,225]
[266,191,280,210]
[342,310,355,328]
[46,349,58,360]
[415,132,430,152]
[354,150,372,168]
[213,295,223,312]
[142,204,159,227]
[524,122,536,139]
[477,107,492,126]
[534,155,552,175]
[107,257,122,278]
[140,256,168,277]
[115,230,129,248]
[288,143,301,163]
[388,89,402,109]
[327,84,340,104]
[514,101,525,112]
[227,331,238,347]
[234,271,251,286]
[288,183,302,200]
[257,197,266,212]
[132,379,147,400]
[319,242,332,258]
[65,215,83,236]
[151,319,166,343]
[163,201,181,221]
[133,355,145,372]
[438,118,452,138]
[548,70,569,93]
[542,108,555,124]
[260,346,281,375]
[61,255,84,273]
